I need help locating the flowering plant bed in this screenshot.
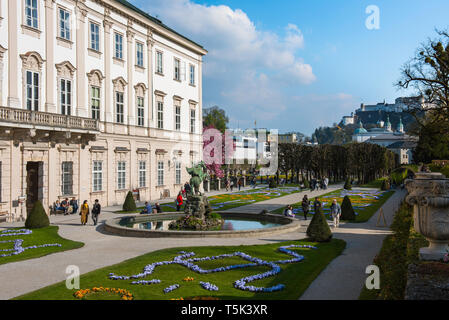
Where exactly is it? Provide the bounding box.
[16,239,345,300]
[272,188,394,222]
[73,287,134,300]
[0,226,83,265]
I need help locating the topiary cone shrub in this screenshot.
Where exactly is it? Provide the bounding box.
[344,178,352,190]
[341,195,356,221]
[381,179,390,191]
[306,206,332,242]
[303,179,310,190]
[123,191,137,212]
[25,200,50,229]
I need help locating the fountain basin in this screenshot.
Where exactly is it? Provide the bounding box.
[104,212,301,238]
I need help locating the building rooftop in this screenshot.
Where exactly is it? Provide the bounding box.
[114,0,206,52]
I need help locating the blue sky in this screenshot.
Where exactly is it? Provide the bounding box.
[130,0,449,135]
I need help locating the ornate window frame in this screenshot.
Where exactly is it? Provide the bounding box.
[154,90,166,130]
[113,77,127,124]
[20,51,45,111]
[22,0,42,38]
[134,83,147,127]
[173,95,183,132]
[87,69,104,121]
[55,61,76,115]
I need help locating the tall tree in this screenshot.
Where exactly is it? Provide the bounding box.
[203,106,229,133]
[397,29,449,161]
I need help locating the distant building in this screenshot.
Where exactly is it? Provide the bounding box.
[341,114,355,125]
[352,117,417,164]
[278,133,298,144]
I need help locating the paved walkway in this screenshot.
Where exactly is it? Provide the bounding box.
[299,189,407,300]
[0,185,401,300]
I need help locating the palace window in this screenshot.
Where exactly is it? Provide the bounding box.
[91,86,100,120]
[156,51,163,74]
[60,79,72,115]
[157,102,164,129]
[116,92,124,123]
[190,108,196,133]
[90,22,100,51]
[136,42,144,67]
[92,161,103,192]
[114,33,123,60]
[137,96,144,127]
[157,161,164,186]
[59,8,71,40]
[139,161,146,188]
[190,64,195,85]
[25,0,38,29]
[175,106,181,131]
[61,161,73,195]
[26,71,39,111]
[174,58,180,81]
[175,162,181,185]
[117,161,126,190]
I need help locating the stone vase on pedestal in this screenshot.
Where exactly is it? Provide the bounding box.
[405,172,449,261]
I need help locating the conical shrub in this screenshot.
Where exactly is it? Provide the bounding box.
[341,195,356,221]
[381,179,390,191]
[306,206,332,242]
[344,178,352,190]
[303,179,310,190]
[123,191,137,212]
[25,200,50,229]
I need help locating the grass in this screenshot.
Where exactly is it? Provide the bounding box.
[0,226,84,265]
[117,186,304,214]
[358,202,429,300]
[271,189,394,223]
[15,238,346,300]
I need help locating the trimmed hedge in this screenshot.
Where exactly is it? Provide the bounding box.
[25,200,50,229]
[381,179,391,191]
[306,206,332,242]
[344,178,352,190]
[341,196,356,221]
[122,191,137,212]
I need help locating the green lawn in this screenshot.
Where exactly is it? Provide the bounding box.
[359,178,387,189]
[117,186,304,214]
[0,226,84,265]
[272,189,394,223]
[15,238,346,300]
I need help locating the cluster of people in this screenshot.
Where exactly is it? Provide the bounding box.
[54,198,79,215]
[140,201,163,215]
[284,194,342,228]
[310,177,329,191]
[225,177,245,192]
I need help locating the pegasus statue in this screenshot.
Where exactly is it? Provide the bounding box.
[186,161,209,196]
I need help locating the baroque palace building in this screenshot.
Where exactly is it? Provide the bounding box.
[0,0,207,220]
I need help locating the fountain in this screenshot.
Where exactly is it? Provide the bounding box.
[405,171,449,261]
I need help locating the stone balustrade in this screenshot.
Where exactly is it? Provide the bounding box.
[0,106,99,131]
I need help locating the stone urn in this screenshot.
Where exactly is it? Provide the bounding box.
[405,172,449,261]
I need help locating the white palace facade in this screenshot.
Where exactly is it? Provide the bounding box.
[0,0,207,220]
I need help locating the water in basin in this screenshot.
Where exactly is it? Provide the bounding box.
[120,217,282,231]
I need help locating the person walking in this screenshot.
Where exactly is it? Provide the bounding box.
[176,192,183,212]
[330,199,342,228]
[323,177,329,190]
[301,195,310,220]
[91,199,101,226]
[230,179,234,192]
[238,178,243,191]
[313,197,322,214]
[226,178,230,192]
[80,200,89,225]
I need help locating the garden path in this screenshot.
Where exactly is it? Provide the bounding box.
[299,189,407,300]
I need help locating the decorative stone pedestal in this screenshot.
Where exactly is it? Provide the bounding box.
[405,172,449,261]
[184,195,212,220]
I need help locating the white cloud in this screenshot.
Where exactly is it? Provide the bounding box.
[132,0,320,131]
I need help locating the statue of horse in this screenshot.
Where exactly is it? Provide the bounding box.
[186,161,209,195]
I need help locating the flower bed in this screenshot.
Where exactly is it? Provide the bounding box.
[0,229,61,258]
[108,244,317,293]
[73,287,134,300]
